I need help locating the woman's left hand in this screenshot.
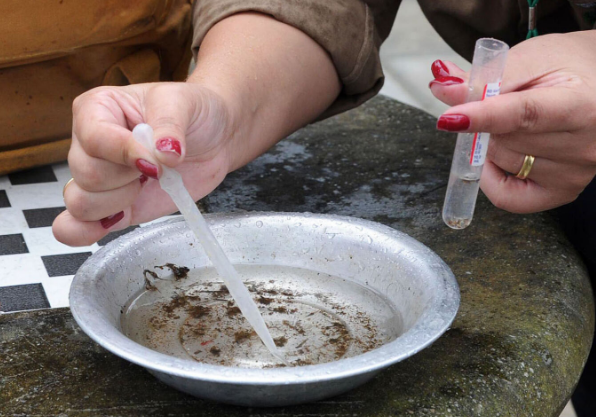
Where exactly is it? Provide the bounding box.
[429,31,596,213]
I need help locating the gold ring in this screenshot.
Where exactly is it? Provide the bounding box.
[63,178,75,197]
[516,155,535,180]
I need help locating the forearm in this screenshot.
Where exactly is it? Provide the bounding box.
[187,12,341,171]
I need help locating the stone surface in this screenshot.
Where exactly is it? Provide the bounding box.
[1,96,594,416]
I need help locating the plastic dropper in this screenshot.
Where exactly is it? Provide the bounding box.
[442,38,509,229]
[132,124,287,365]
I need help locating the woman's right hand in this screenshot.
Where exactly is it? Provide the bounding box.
[53,82,237,246]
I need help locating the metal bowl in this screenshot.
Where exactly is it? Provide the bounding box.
[70,212,459,407]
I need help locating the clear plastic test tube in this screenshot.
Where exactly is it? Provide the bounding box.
[442,38,509,230]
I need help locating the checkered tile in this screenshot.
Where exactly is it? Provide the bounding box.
[0,162,174,313]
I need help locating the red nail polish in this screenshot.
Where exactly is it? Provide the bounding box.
[437,114,470,132]
[155,137,182,156]
[135,159,158,179]
[429,76,464,88]
[139,174,148,185]
[100,211,124,229]
[431,60,450,78]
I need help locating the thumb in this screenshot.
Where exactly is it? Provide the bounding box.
[144,84,194,168]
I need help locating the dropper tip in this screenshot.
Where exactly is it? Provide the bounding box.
[273,351,291,367]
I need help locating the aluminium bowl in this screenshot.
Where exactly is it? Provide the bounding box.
[69,212,459,407]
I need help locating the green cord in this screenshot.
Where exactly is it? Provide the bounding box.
[526,28,539,39]
[527,0,539,39]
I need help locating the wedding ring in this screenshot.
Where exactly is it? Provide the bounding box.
[516,155,535,180]
[63,178,75,197]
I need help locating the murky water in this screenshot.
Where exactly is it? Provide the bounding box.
[121,264,402,368]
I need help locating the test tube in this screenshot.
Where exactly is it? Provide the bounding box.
[442,38,509,230]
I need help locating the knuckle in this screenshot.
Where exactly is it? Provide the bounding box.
[477,105,497,133]
[73,86,112,112]
[120,145,131,167]
[156,118,186,137]
[485,134,513,165]
[68,157,103,192]
[64,191,90,220]
[486,139,500,162]
[77,125,102,158]
[491,132,514,143]
[519,97,542,131]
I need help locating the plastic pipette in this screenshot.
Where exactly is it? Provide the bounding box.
[442,38,509,229]
[132,124,287,364]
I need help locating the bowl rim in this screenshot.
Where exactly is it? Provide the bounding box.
[70,212,460,385]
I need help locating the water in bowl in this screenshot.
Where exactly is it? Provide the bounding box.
[121,264,403,368]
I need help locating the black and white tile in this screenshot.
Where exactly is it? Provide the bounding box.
[0,162,173,313]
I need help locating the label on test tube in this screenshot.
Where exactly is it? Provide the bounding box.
[470,82,501,166]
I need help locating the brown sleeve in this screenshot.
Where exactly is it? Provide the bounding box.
[191,0,400,120]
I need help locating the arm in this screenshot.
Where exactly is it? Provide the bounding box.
[53,12,340,246]
[189,12,341,170]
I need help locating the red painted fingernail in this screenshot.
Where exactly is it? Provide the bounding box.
[139,174,148,185]
[429,76,464,88]
[135,159,158,179]
[431,60,450,78]
[100,211,124,229]
[437,114,470,132]
[156,137,182,156]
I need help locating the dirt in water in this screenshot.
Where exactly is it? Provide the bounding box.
[121,264,402,368]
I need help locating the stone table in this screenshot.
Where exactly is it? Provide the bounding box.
[1,96,593,416]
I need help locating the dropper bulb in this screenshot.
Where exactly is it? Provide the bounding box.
[132,123,154,150]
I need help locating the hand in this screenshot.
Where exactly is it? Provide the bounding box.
[429,32,596,213]
[52,82,235,246]
[52,12,340,246]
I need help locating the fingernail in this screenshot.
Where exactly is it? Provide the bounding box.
[139,174,148,185]
[135,159,158,179]
[429,76,464,88]
[100,211,124,229]
[155,137,182,156]
[431,60,450,78]
[437,114,470,131]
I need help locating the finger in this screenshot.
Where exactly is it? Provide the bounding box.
[490,131,586,164]
[480,160,576,213]
[486,142,559,184]
[68,139,142,192]
[52,209,131,247]
[439,87,587,134]
[63,176,146,222]
[487,138,596,189]
[73,89,160,178]
[429,60,469,106]
[143,84,192,168]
